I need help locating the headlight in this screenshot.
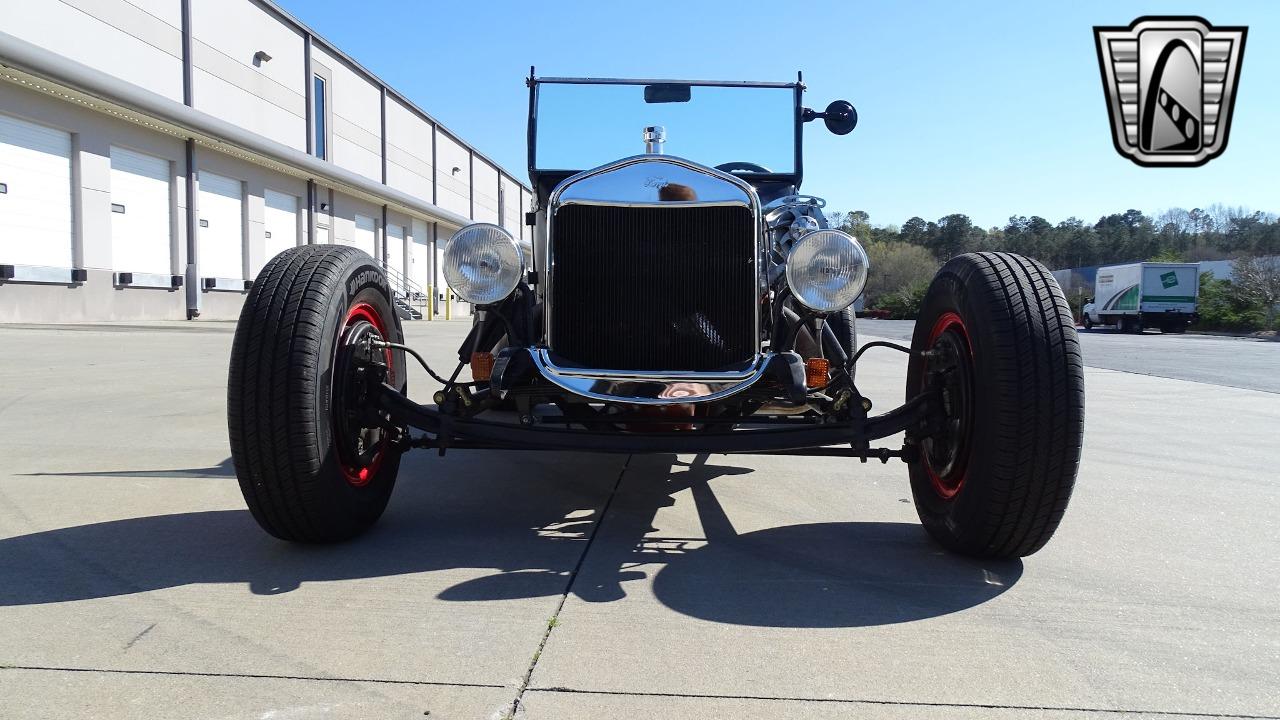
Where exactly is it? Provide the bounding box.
[442,223,524,305]
[785,229,869,313]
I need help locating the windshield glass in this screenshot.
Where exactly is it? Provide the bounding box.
[534,81,797,174]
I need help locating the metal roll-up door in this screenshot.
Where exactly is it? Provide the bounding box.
[262,189,299,271]
[198,171,244,280]
[110,147,171,275]
[410,227,431,291]
[0,114,72,268]
[386,223,405,285]
[353,214,376,259]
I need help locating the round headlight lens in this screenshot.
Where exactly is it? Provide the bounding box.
[442,223,524,305]
[784,229,869,313]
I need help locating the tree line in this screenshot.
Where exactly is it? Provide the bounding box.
[830,204,1280,272]
[828,205,1280,331]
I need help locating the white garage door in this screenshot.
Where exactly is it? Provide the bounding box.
[353,214,376,259]
[434,246,467,315]
[110,147,170,275]
[410,233,431,291]
[198,171,244,279]
[0,114,72,268]
[386,223,405,287]
[435,247,445,293]
[262,188,298,270]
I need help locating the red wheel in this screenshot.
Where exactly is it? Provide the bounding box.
[918,311,974,500]
[334,302,392,487]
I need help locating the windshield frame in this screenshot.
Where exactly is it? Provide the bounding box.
[527,73,806,196]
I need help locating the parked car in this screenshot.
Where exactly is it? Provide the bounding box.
[1082,262,1200,333]
[226,73,1085,559]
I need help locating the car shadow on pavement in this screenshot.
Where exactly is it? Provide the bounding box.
[649,521,1021,627]
[20,457,237,479]
[450,453,1024,628]
[0,452,1020,628]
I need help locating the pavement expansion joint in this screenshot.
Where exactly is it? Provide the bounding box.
[523,687,1280,719]
[0,664,506,690]
[505,454,633,719]
[1085,365,1280,395]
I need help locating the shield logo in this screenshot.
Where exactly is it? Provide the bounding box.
[1094,17,1247,166]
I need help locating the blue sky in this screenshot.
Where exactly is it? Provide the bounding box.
[277,0,1278,229]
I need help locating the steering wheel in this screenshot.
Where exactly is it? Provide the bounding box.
[715,161,773,174]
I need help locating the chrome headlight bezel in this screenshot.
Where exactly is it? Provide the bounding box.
[442,223,524,306]
[784,229,870,313]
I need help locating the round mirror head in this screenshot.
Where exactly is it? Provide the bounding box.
[824,100,858,135]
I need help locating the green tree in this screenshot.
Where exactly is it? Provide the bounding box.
[862,241,938,307]
[834,209,874,242]
[900,216,931,246]
[1232,256,1280,328]
[1148,248,1186,263]
[1196,272,1266,332]
[1002,215,1055,264]
[1054,218,1096,269]
[929,213,984,260]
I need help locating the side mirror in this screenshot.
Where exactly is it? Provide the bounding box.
[804,100,858,135]
[644,83,691,104]
[821,100,858,135]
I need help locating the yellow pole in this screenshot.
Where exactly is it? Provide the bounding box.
[425,284,433,321]
[445,292,452,321]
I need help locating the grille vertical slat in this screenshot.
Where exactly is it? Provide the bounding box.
[550,204,756,371]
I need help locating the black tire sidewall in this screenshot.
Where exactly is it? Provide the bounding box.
[788,302,858,362]
[229,245,409,541]
[904,253,1083,558]
[828,306,858,358]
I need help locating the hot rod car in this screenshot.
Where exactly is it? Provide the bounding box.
[227,73,1084,559]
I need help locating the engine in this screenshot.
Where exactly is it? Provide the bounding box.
[764,195,830,286]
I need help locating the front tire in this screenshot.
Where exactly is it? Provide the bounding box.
[228,245,407,542]
[790,303,857,372]
[906,253,1084,558]
[825,306,858,360]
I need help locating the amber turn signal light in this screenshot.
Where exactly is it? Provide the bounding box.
[470,351,495,382]
[805,357,829,388]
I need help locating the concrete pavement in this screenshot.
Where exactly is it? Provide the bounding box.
[0,319,1277,719]
[860,318,1280,393]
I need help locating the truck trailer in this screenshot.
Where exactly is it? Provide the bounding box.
[1082,262,1199,333]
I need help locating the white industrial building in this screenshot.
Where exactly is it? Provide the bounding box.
[0,0,530,322]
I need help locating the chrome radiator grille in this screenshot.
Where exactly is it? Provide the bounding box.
[549,204,757,372]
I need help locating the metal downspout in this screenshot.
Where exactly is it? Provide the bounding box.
[180,0,199,318]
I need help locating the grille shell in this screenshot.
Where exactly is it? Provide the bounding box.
[549,203,758,372]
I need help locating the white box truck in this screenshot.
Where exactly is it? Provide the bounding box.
[1082,262,1200,333]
